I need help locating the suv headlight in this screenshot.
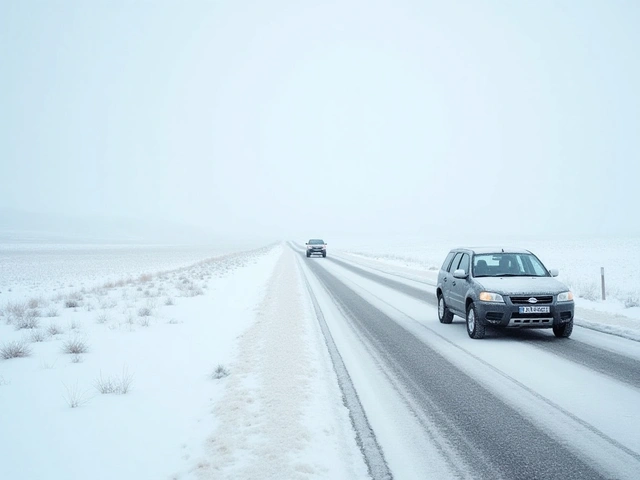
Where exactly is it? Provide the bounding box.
[557,291,574,302]
[479,292,505,303]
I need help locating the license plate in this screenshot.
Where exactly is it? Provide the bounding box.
[519,306,550,314]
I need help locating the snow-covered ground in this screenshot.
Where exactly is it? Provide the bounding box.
[1,236,638,480]
[0,243,258,304]
[0,243,366,480]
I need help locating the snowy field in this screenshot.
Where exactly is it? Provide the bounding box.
[330,234,640,323]
[0,243,366,480]
[0,243,261,304]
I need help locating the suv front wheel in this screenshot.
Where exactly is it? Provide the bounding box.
[466,303,485,339]
[553,319,573,338]
[437,294,454,324]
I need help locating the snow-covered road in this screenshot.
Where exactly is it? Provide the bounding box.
[295,243,640,479]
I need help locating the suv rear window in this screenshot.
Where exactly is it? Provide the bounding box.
[308,239,325,245]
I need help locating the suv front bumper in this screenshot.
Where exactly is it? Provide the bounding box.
[475,300,574,328]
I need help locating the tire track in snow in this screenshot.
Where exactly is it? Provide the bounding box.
[297,257,393,480]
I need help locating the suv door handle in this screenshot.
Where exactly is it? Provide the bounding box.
[452,281,457,287]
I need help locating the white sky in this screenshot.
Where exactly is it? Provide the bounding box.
[1,0,639,239]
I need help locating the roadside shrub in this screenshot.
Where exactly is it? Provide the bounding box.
[28,297,47,309]
[30,329,47,342]
[65,292,83,308]
[624,296,640,308]
[65,299,79,308]
[96,313,109,324]
[211,364,230,380]
[14,310,40,330]
[46,308,59,317]
[94,369,134,394]
[62,382,92,408]
[165,297,174,306]
[5,302,27,325]
[47,323,64,336]
[139,273,153,283]
[138,307,152,317]
[62,338,89,355]
[1,341,32,359]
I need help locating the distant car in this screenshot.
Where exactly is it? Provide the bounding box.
[436,247,574,339]
[306,239,327,258]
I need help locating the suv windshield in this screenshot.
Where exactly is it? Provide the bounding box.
[473,253,549,277]
[308,239,325,245]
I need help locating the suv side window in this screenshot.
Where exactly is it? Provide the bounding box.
[441,252,455,271]
[458,253,470,275]
[448,252,463,272]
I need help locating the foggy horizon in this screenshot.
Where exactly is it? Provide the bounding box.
[2,1,639,241]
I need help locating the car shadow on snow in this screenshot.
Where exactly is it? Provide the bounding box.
[446,319,567,342]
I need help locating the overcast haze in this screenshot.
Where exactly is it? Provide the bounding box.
[1,0,639,241]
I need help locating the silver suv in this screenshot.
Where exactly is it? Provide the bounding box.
[436,247,575,339]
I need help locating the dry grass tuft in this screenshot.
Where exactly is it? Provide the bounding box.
[1,341,32,359]
[62,338,89,355]
[94,368,134,394]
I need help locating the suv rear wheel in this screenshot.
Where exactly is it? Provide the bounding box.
[553,319,573,338]
[466,303,485,339]
[437,294,454,324]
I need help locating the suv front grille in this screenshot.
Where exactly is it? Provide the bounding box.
[509,295,553,305]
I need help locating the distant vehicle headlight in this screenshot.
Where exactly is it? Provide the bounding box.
[479,292,505,303]
[557,291,574,302]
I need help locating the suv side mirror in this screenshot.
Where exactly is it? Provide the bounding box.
[453,269,468,279]
[549,268,559,277]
